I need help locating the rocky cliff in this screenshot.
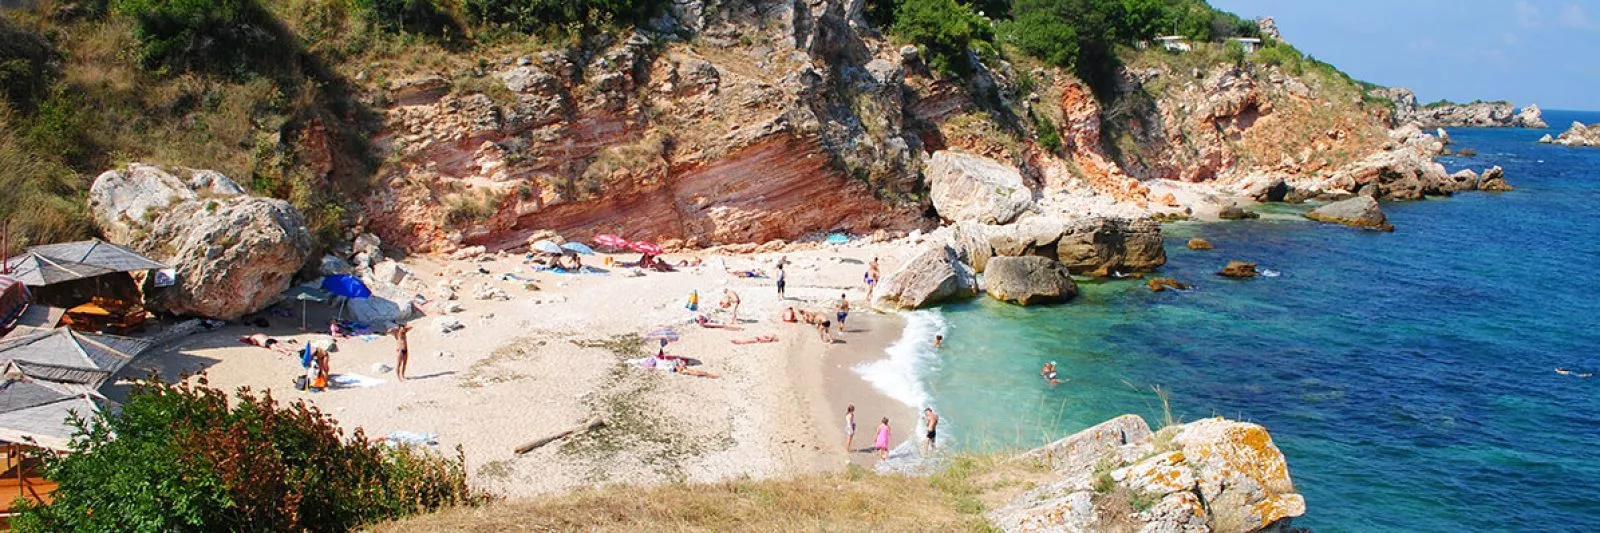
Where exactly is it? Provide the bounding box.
[348,0,1450,256]
[1369,87,1547,128]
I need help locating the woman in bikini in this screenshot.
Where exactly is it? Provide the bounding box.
[392,325,411,381]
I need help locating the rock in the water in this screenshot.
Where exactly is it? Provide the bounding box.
[1186,238,1213,251]
[1146,277,1189,292]
[1538,133,1554,144]
[1548,121,1600,147]
[1304,196,1395,232]
[1515,104,1548,129]
[984,256,1078,305]
[88,164,313,320]
[925,150,1033,225]
[1478,166,1513,191]
[1052,217,1167,276]
[871,243,977,310]
[1318,135,1452,200]
[1217,204,1260,220]
[990,415,1305,533]
[1446,169,1481,192]
[1218,260,1259,278]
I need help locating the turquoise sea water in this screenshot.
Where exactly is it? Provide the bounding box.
[877,110,1600,531]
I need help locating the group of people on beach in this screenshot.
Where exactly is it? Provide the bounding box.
[844,404,939,461]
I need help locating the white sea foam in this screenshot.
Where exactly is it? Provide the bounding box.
[854,310,946,410]
[1261,268,1281,277]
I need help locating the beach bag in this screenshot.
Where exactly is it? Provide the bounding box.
[294,375,308,391]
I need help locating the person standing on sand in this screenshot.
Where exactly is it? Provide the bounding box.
[776,264,787,299]
[835,294,850,334]
[922,408,939,454]
[722,288,741,324]
[844,404,857,453]
[865,257,880,296]
[875,417,891,460]
[391,324,411,381]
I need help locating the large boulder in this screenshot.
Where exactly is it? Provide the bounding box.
[1054,217,1167,276]
[1169,418,1307,530]
[984,256,1078,305]
[990,416,1305,533]
[1318,135,1451,200]
[89,163,246,244]
[980,216,1167,277]
[925,150,1033,225]
[88,164,313,320]
[870,243,977,311]
[1304,196,1395,232]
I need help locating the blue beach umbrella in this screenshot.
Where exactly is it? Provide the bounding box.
[321,274,371,320]
[530,240,564,255]
[561,242,596,255]
[321,274,371,299]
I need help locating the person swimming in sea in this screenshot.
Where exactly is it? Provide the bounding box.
[1040,361,1059,384]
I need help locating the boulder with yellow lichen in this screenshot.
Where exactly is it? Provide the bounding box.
[990,415,1305,533]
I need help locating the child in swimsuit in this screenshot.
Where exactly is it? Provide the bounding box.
[874,417,891,460]
[844,404,856,453]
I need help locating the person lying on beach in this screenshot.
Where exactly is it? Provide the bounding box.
[729,269,767,278]
[732,335,778,345]
[677,257,704,267]
[694,314,741,330]
[240,333,293,354]
[329,319,351,338]
[673,358,720,378]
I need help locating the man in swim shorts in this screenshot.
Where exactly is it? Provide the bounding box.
[835,294,849,333]
[922,407,939,453]
[776,264,787,299]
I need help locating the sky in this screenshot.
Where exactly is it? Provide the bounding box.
[1211,0,1600,111]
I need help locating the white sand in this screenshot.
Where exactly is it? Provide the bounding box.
[116,241,921,497]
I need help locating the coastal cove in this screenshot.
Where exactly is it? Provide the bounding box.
[868,111,1600,531]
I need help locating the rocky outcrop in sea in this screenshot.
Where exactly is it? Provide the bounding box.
[1539,121,1600,147]
[983,256,1078,305]
[989,415,1306,532]
[1368,87,1546,128]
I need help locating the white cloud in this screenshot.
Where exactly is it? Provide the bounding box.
[1501,32,1520,45]
[1561,3,1594,28]
[1515,1,1542,28]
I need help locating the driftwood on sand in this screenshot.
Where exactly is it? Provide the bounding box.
[514,417,606,454]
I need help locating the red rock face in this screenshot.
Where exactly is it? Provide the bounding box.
[464,134,922,251]
[1054,81,1150,205]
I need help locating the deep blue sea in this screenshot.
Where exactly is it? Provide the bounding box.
[862,110,1600,531]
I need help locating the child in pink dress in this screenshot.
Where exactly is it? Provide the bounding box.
[874,417,891,460]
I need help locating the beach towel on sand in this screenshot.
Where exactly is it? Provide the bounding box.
[382,431,439,447]
[330,373,387,388]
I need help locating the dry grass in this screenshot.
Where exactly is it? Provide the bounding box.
[373,450,1060,532]
[374,468,998,532]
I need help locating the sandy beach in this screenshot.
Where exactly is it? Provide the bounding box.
[110,240,924,497]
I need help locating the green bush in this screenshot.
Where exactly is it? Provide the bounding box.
[12,377,483,532]
[349,0,457,36]
[111,0,282,77]
[463,0,664,34]
[1033,111,1062,153]
[0,18,59,112]
[893,0,992,76]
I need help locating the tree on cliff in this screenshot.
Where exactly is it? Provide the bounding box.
[11,378,482,532]
[893,0,994,76]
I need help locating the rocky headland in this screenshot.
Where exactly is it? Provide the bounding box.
[1369,87,1547,129]
[1539,121,1600,147]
